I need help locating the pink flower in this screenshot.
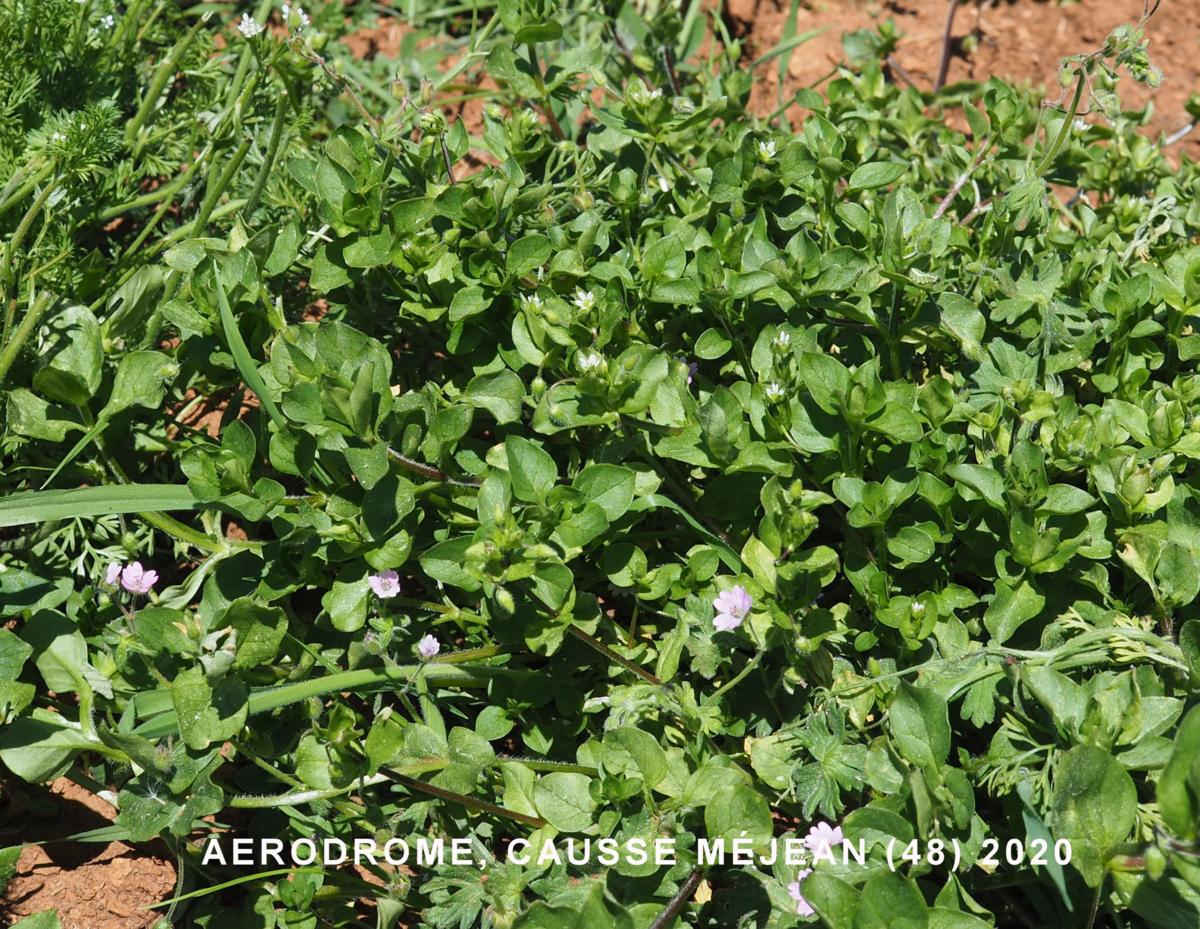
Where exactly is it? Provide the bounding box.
[417,634,440,659]
[788,868,815,917]
[120,561,158,595]
[104,562,123,586]
[713,585,752,631]
[804,821,845,859]
[368,570,401,599]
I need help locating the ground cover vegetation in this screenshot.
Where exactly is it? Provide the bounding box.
[1,1,1200,927]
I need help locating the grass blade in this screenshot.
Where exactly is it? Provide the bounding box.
[212,266,285,429]
[0,484,197,528]
[752,27,829,69]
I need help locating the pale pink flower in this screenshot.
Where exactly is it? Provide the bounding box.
[788,868,815,917]
[120,561,158,595]
[713,585,752,631]
[804,821,845,859]
[368,569,401,599]
[417,634,440,659]
[104,562,123,586]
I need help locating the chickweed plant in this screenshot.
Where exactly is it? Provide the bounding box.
[1,1,1200,927]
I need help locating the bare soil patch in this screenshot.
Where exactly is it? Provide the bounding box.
[1,779,177,929]
[728,0,1200,159]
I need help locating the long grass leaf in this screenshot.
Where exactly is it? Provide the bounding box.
[0,484,197,528]
[213,268,285,429]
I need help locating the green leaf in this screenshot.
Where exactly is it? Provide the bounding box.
[1050,745,1137,886]
[213,269,286,429]
[983,580,1045,643]
[533,772,596,832]
[937,293,986,361]
[322,578,370,633]
[449,286,491,323]
[1157,542,1200,606]
[9,910,63,929]
[33,305,102,406]
[1158,706,1200,842]
[848,161,907,191]
[601,727,668,789]
[505,435,557,503]
[222,599,288,670]
[888,683,950,768]
[0,709,97,782]
[571,464,635,521]
[104,350,175,416]
[420,537,483,592]
[947,463,1006,509]
[464,370,525,424]
[887,525,935,564]
[1181,620,1200,682]
[0,484,198,528]
[856,872,928,929]
[804,872,859,929]
[507,234,552,275]
[704,784,772,851]
[1042,484,1096,515]
[694,327,732,360]
[24,610,88,693]
[171,667,249,751]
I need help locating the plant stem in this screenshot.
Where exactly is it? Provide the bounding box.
[127,18,207,151]
[1036,68,1086,176]
[525,43,566,141]
[134,662,534,739]
[98,159,200,222]
[1,178,57,314]
[0,161,54,219]
[707,650,763,702]
[391,770,548,826]
[195,138,252,233]
[0,291,53,386]
[934,0,960,93]
[244,91,288,217]
[650,867,704,929]
[568,625,662,685]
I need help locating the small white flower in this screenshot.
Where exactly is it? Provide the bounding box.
[50,131,66,143]
[521,294,543,313]
[237,13,264,37]
[282,2,309,28]
[772,330,791,349]
[1074,118,1089,132]
[417,634,440,659]
[657,175,670,193]
[99,13,115,29]
[577,350,605,374]
[572,289,597,313]
[647,88,663,100]
[765,382,786,402]
[757,139,777,161]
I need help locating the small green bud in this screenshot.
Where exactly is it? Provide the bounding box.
[1119,467,1152,507]
[1145,845,1167,880]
